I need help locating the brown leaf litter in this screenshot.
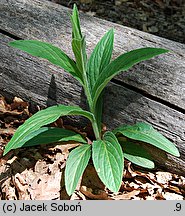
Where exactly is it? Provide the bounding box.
[0,95,184,200]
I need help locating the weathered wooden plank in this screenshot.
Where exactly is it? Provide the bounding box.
[0,0,185,110]
[1,33,185,176]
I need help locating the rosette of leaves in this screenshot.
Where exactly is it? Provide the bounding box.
[4,5,180,196]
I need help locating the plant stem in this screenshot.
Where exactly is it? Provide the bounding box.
[91,117,101,140]
[83,77,101,140]
[77,39,101,140]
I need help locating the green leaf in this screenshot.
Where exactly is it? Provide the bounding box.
[70,4,87,75]
[87,29,114,90]
[3,105,94,155]
[94,91,104,133]
[119,140,154,169]
[9,40,83,84]
[92,131,124,192]
[87,29,114,131]
[70,4,82,40]
[114,122,180,157]
[65,144,91,195]
[70,5,89,94]
[92,47,169,107]
[72,37,87,74]
[23,127,86,147]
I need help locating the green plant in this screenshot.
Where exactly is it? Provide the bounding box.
[4,5,180,195]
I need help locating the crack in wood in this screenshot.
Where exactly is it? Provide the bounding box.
[0,29,22,40]
[111,78,185,115]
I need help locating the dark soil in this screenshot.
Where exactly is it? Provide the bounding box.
[50,0,185,44]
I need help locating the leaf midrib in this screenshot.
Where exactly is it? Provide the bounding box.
[68,145,90,189]
[102,140,120,187]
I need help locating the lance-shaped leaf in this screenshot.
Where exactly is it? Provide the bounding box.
[70,4,87,75]
[92,131,124,192]
[3,105,94,155]
[92,47,169,108]
[65,144,91,195]
[9,40,83,84]
[86,30,114,129]
[119,140,154,169]
[70,4,82,40]
[72,37,87,74]
[114,122,180,157]
[87,29,114,90]
[23,127,86,147]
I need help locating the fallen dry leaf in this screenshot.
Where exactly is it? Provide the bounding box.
[13,173,29,200]
[1,178,17,200]
[156,171,173,184]
[0,96,24,116]
[71,190,87,200]
[80,186,109,200]
[112,190,140,200]
[164,185,181,194]
[162,192,184,200]
[10,97,29,112]
[0,128,16,136]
